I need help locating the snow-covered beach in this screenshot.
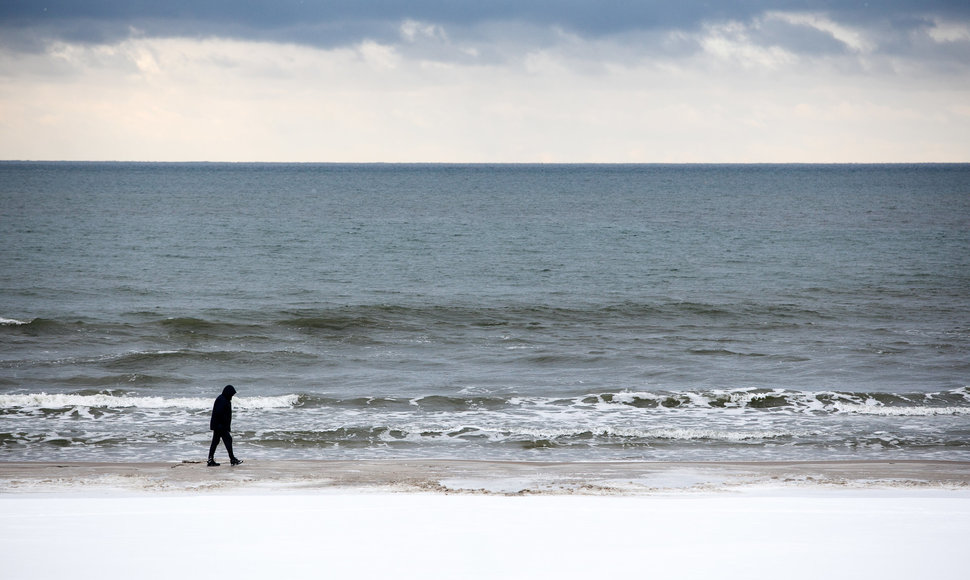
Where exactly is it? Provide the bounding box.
[3,460,969,580]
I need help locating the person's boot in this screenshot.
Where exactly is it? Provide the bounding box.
[230,458,243,466]
[207,458,220,467]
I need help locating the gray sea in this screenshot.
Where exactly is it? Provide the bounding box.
[1,162,968,462]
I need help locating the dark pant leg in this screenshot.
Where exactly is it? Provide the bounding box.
[208,431,222,459]
[209,430,234,459]
[221,431,235,460]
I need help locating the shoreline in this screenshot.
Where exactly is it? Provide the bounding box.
[3,458,969,495]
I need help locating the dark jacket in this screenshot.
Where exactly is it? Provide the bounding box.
[209,385,236,432]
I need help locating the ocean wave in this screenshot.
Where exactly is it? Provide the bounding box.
[159,317,221,331]
[493,425,799,443]
[582,387,970,414]
[296,394,517,411]
[0,317,64,332]
[0,393,300,411]
[100,348,320,370]
[278,314,386,332]
[156,317,245,336]
[829,404,970,416]
[292,387,970,416]
[241,424,801,450]
[5,300,830,339]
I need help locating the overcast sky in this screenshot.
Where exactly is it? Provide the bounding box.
[2,1,969,162]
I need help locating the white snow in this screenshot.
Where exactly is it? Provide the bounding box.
[2,487,969,580]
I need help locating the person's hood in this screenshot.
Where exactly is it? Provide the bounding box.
[222,385,237,398]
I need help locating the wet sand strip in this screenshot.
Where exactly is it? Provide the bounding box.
[3,459,969,494]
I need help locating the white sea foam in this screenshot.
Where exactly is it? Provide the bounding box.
[581,388,970,416]
[538,425,796,441]
[369,421,801,444]
[234,395,301,410]
[0,393,300,410]
[833,404,970,416]
[0,317,29,325]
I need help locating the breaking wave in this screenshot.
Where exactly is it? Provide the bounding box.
[3,387,968,417]
[582,387,970,415]
[0,393,300,410]
[288,387,970,416]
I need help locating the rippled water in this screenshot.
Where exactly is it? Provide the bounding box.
[2,163,968,461]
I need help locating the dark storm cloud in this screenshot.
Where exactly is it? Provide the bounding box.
[3,1,968,44]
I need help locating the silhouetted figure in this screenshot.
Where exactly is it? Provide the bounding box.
[208,385,242,466]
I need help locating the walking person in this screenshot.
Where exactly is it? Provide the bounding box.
[208,384,242,466]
